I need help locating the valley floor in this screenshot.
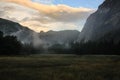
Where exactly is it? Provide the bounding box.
[0,55,120,80]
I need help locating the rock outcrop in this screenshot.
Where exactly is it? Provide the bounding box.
[78,0,120,42]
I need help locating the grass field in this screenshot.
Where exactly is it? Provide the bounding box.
[0,55,120,80]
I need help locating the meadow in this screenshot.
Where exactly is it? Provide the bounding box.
[0,55,120,80]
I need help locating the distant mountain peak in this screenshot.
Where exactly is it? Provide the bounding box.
[0,18,80,47]
[0,18,35,44]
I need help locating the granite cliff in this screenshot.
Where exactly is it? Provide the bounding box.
[78,0,120,42]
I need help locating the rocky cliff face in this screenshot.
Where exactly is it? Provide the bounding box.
[78,0,120,42]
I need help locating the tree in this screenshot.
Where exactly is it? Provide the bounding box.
[0,31,22,55]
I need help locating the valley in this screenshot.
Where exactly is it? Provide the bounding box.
[0,55,119,80]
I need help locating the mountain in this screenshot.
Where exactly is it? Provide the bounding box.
[0,18,80,47]
[0,18,35,44]
[78,0,120,42]
[99,27,120,44]
[39,30,80,47]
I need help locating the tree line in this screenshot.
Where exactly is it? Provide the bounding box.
[0,30,120,55]
[0,31,22,55]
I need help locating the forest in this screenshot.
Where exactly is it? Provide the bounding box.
[0,31,120,55]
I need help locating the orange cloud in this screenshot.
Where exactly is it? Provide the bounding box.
[0,0,95,32]
[1,0,94,22]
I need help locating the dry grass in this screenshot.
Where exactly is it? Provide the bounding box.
[0,55,120,80]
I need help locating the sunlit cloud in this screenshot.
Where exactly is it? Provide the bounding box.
[32,0,54,4]
[0,0,95,32]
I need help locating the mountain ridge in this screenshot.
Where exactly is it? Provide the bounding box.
[77,0,120,42]
[0,18,80,47]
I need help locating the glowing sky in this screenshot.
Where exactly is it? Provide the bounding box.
[0,0,104,32]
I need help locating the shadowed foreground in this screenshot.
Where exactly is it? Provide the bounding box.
[0,55,120,80]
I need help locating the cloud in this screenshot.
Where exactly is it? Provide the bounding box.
[32,0,54,4]
[2,0,94,21]
[0,0,95,32]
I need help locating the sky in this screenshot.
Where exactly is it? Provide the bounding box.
[0,0,104,32]
[33,0,104,8]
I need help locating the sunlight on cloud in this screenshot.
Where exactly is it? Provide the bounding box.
[20,21,50,32]
[0,0,95,32]
[32,0,54,4]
